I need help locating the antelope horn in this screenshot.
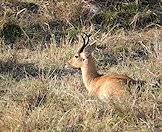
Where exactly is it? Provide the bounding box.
[77,33,92,54]
[83,33,92,45]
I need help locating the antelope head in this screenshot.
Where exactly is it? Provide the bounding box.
[67,33,96,69]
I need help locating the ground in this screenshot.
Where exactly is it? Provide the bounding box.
[0,0,162,131]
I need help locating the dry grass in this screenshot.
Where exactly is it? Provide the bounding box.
[0,27,162,131]
[0,0,162,131]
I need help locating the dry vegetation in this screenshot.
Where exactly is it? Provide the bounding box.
[0,0,162,131]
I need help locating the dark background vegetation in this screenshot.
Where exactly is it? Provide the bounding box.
[0,0,162,48]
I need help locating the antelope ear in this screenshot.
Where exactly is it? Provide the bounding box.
[83,42,96,56]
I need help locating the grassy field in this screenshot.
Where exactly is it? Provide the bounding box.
[0,28,161,131]
[0,0,162,131]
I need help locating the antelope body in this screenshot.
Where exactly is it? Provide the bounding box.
[67,34,143,99]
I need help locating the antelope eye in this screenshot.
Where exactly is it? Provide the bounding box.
[75,55,79,58]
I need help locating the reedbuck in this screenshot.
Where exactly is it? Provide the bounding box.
[67,34,144,99]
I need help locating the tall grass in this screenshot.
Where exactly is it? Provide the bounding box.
[0,27,162,131]
[0,0,162,131]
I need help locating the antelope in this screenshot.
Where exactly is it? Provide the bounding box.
[67,33,144,99]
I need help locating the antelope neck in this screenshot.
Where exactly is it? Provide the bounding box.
[81,56,100,91]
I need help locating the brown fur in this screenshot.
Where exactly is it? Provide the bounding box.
[67,39,144,99]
